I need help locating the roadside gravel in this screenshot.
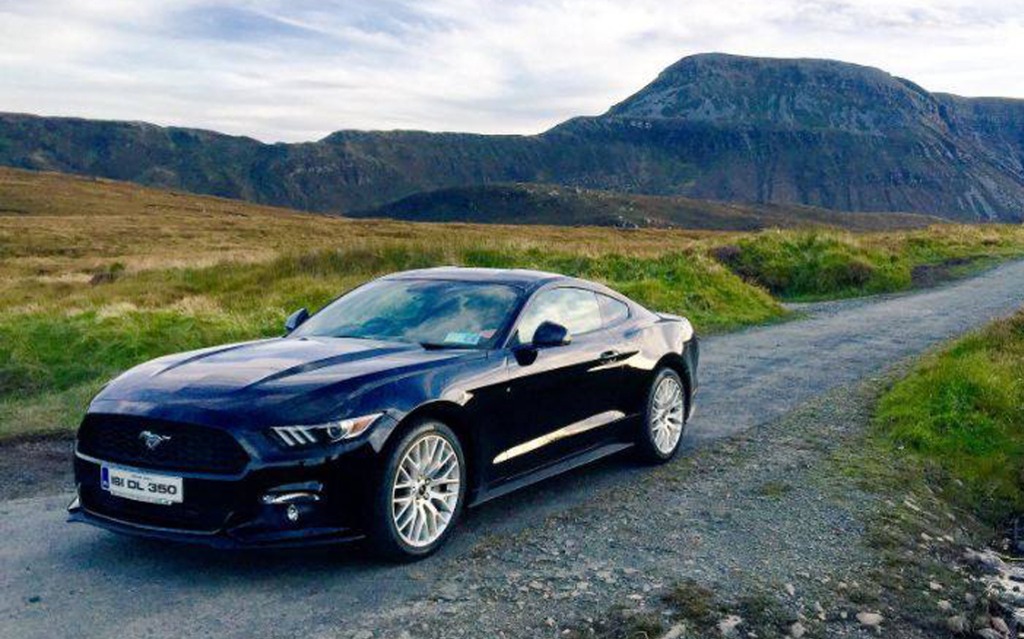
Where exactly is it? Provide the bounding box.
[0,436,72,501]
[334,376,916,638]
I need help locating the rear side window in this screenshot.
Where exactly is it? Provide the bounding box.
[597,294,630,327]
[514,288,602,343]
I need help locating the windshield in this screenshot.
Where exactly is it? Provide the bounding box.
[291,278,523,349]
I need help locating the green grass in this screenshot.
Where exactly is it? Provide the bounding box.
[714,231,904,299]
[713,227,1024,301]
[4,227,1024,442]
[0,246,783,439]
[874,310,1024,523]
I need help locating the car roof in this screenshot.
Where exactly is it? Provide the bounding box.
[384,266,568,288]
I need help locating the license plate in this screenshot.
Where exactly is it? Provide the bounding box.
[101,465,183,505]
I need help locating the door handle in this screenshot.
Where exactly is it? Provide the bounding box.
[599,350,619,362]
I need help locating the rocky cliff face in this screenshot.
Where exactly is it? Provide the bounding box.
[606,54,938,133]
[1,53,1022,221]
[584,54,1024,220]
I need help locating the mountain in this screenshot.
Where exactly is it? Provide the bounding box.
[585,55,1024,220]
[1,53,1022,221]
[351,183,940,231]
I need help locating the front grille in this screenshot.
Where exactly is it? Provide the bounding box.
[77,414,250,475]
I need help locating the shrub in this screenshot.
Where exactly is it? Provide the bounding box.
[710,230,908,299]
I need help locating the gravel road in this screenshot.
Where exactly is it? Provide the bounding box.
[2,260,1023,639]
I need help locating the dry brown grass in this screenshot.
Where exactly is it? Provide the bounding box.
[0,167,720,287]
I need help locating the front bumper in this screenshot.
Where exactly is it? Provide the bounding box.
[67,499,364,548]
[69,449,374,548]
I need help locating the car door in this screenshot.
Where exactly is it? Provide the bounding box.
[487,286,626,482]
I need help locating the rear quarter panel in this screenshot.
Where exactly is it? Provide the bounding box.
[620,313,697,416]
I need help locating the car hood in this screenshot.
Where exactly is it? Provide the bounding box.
[97,336,479,408]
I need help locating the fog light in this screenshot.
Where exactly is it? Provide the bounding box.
[286,504,300,522]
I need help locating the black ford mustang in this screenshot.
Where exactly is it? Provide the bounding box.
[69,267,699,559]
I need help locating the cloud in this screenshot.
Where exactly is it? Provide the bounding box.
[0,0,1021,142]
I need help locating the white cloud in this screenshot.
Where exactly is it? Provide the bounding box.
[0,0,1021,142]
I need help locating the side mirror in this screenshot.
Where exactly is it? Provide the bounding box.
[532,321,571,348]
[284,308,309,334]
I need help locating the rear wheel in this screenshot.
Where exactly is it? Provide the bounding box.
[368,419,466,561]
[636,367,686,463]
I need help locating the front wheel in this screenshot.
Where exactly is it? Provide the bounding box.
[368,419,466,561]
[636,367,687,463]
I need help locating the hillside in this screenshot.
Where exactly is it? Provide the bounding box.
[352,183,941,231]
[1,54,1023,221]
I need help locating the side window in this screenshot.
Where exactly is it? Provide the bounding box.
[597,293,630,327]
[515,288,602,344]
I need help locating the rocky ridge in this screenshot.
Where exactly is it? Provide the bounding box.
[2,53,1023,221]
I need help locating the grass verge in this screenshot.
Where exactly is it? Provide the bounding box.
[712,226,1024,301]
[873,309,1024,525]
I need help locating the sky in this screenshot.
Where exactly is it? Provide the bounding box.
[0,0,1022,142]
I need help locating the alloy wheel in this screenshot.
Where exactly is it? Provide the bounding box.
[390,433,461,548]
[650,375,684,454]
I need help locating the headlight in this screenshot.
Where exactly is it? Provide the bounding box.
[270,413,383,448]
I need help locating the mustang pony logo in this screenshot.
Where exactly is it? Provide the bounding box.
[139,430,172,451]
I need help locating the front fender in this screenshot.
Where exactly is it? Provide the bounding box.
[366,400,469,454]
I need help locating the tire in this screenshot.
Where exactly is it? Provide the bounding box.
[635,367,687,463]
[368,419,467,561]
